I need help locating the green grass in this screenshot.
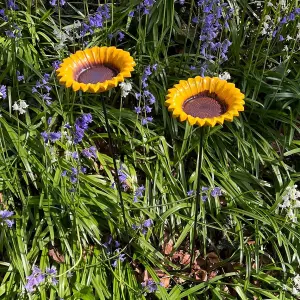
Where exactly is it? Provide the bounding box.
[0,0,300,299]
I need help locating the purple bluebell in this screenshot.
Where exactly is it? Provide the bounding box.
[134,107,142,114]
[132,224,141,230]
[129,11,135,17]
[192,17,199,24]
[134,185,145,202]
[62,170,67,176]
[64,123,71,129]
[49,132,61,142]
[141,117,153,125]
[0,9,8,21]
[41,131,49,143]
[144,105,152,113]
[74,113,93,144]
[187,190,194,196]
[142,279,159,293]
[112,260,118,268]
[51,277,58,285]
[72,152,79,159]
[46,266,57,275]
[118,169,127,183]
[202,195,208,201]
[5,30,15,38]
[70,175,77,184]
[25,266,45,293]
[0,210,14,227]
[179,0,185,5]
[143,219,153,228]
[211,187,222,197]
[82,146,97,159]
[80,4,110,37]
[17,71,24,82]
[8,0,18,10]
[108,33,114,40]
[117,31,125,42]
[0,85,7,99]
[81,167,87,173]
[47,117,52,125]
[52,60,61,70]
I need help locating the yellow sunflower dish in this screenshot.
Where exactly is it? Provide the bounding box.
[165,76,245,127]
[56,46,135,93]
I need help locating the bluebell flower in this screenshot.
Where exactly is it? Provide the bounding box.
[46,266,57,275]
[0,9,8,21]
[0,85,7,99]
[187,190,194,196]
[0,210,14,227]
[144,66,152,76]
[192,17,199,24]
[141,117,153,125]
[51,277,58,285]
[134,185,145,202]
[82,146,97,159]
[25,266,45,293]
[142,279,160,293]
[52,60,61,70]
[129,11,135,17]
[108,33,114,40]
[132,224,141,230]
[134,107,142,114]
[118,170,127,183]
[80,4,110,37]
[117,31,125,42]
[61,170,67,176]
[72,152,79,159]
[64,123,71,129]
[143,219,153,228]
[211,187,222,197]
[49,132,61,142]
[112,260,118,268]
[41,131,49,143]
[17,71,24,82]
[81,167,87,173]
[144,105,152,113]
[202,195,208,201]
[47,117,52,125]
[8,0,18,10]
[70,175,77,184]
[74,113,93,144]
[179,0,185,5]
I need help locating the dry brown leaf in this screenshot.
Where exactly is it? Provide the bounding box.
[195,269,207,281]
[48,247,65,263]
[247,240,255,245]
[181,253,191,265]
[208,270,218,279]
[160,276,170,288]
[163,231,174,255]
[206,252,220,264]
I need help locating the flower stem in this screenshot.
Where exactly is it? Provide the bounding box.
[101,99,130,245]
[190,126,205,272]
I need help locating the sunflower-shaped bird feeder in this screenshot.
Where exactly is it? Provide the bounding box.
[165,76,245,270]
[57,46,136,235]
